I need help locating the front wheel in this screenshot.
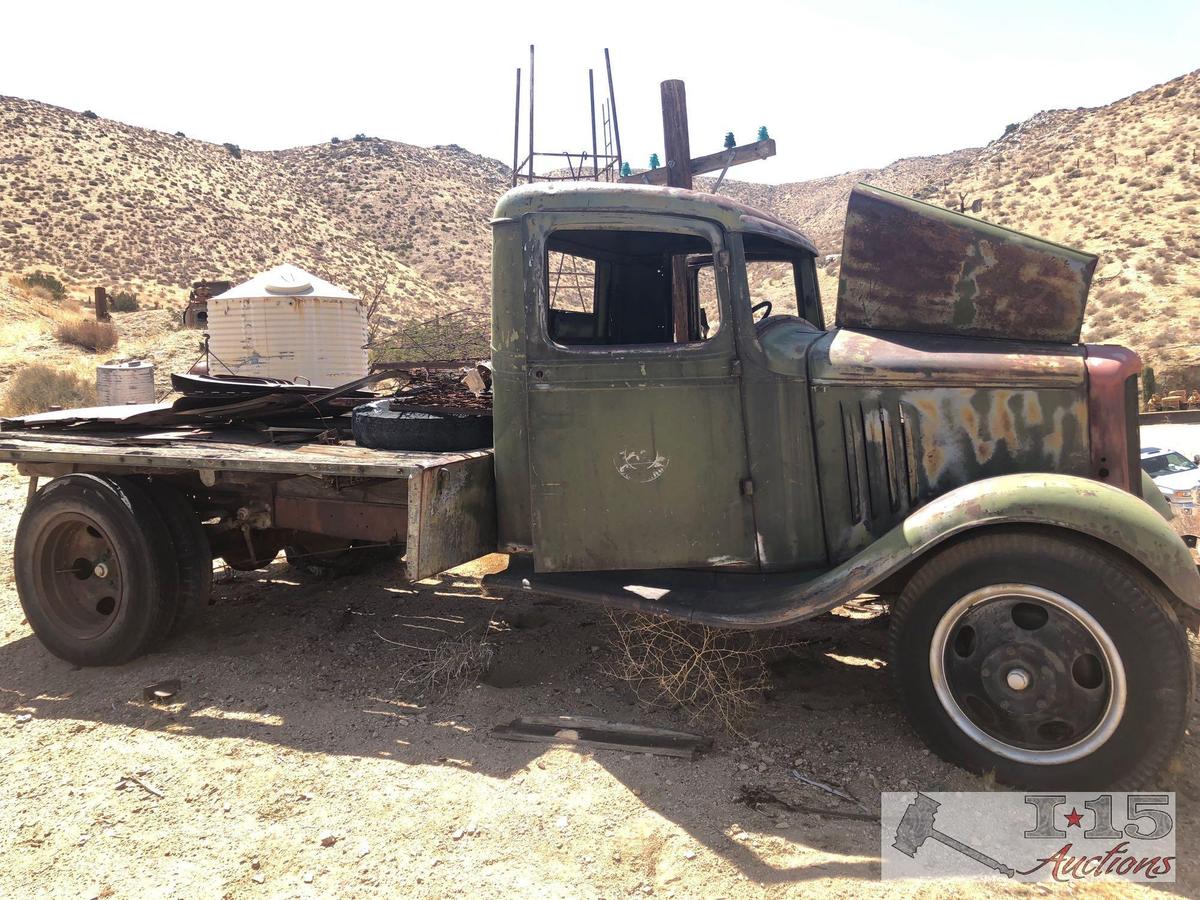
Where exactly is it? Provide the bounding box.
[890,529,1194,789]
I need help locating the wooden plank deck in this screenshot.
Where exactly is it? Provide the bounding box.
[0,429,493,480]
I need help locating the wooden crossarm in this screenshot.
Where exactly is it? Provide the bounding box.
[620,138,776,186]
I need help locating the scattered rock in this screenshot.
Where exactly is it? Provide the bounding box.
[319,830,337,847]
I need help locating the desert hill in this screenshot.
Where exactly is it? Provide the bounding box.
[0,96,506,331]
[1,66,1199,386]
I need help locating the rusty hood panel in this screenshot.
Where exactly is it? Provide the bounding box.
[836,183,1097,343]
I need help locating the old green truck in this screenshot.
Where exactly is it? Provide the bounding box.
[0,182,1194,789]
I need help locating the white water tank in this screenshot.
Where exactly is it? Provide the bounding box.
[206,264,368,387]
[96,359,156,405]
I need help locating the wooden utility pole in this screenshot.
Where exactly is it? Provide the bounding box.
[660,80,692,190]
[660,80,692,340]
[94,286,109,322]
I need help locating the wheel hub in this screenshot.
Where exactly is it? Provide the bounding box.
[930,584,1126,765]
[1005,667,1031,692]
[33,514,124,640]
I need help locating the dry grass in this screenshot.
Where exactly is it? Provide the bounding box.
[1,363,96,416]
[381,620,496,699]
[605,611,796,736]
[54,315,117,352]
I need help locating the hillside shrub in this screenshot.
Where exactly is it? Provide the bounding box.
[55,317,118,352]
[2,365,96,416]
[82,110,98,120]
[110,290,139,312]
[21,271,66,301]
[223,142,242,159]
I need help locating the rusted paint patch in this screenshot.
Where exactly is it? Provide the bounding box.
[836,183,1097,342]
[900,387,1087,492]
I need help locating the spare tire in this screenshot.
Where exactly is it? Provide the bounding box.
[352,399,491,451]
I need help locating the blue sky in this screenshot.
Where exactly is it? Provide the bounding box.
[2,1,1196,183]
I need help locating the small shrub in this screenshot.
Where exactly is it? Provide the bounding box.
[223,142,242,159]
[353,133,368,142]
[82,110,98,120]
[331,136,341,144]
[110,290,138,312]
[2,365,96,416]
[605,611,797,736]
[55,316,118,352]
[20,271,66,301]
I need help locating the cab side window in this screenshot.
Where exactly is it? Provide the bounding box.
[545,229,722,347]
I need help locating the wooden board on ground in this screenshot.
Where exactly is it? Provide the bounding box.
[491,715,712,758]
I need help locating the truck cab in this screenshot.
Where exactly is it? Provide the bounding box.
[491,182,1136,578]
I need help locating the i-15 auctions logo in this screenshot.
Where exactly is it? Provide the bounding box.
[881,792,1175,882]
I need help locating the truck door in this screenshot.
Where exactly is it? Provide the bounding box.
[523,212,757,573]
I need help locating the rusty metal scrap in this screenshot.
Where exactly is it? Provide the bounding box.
[386,367,493,417]
[836,183,1097,343]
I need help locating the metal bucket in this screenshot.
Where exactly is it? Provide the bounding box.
[96,359,155,406]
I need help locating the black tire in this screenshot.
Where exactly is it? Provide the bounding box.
[284,540,402,577]
[15,474,179,666]
[137,478,213,634]
[890,528,1194,789]
[352,400,491,451]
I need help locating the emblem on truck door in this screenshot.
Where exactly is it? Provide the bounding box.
[614,449,670,483]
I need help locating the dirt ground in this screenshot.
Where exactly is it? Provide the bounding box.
[1,467,1199,898]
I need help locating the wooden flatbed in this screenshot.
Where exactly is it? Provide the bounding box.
[0,427,497,582]
[0,427,492,480]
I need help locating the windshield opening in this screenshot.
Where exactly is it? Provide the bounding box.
[1141,452,1197,477]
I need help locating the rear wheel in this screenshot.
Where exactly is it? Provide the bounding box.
[136,478,213,634]
[15,474,179,666]
[890,529,1193,789]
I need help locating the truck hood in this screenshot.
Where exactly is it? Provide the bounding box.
[836,183,1097,343]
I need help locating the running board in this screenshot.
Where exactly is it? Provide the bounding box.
[484,557,841,629]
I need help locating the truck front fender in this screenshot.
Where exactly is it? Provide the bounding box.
[880,472,1200,610]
